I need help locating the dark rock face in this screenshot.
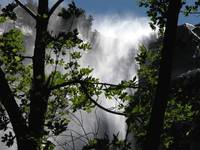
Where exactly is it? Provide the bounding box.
[172,23,200,78]
[141,23,200,150]
[148,23,200,78]
[170,23,200,150]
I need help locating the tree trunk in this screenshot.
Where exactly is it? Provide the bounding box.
[0,68,38,150]
[143,0,182,150]
[0,0,65,149]
[28,0,49,141]
[16,138,38,150]
[23,1,50,149]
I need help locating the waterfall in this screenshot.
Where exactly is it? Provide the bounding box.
[0,10,155,149]
[82,14,154,137]
[56,14,155,150]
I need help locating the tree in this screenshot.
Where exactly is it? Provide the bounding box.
[142,1,182,150]
[126,0,200,150]
[0,1,135,150]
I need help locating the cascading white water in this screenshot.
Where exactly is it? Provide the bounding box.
[82,14,154,83]
[82,14,154,136]
[0,11,156,150]
[56,14,156,150]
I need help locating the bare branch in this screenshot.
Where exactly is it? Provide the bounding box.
[49,0,64,17]
[15,0,37,20]
[70,131,75,150]
[21,56,33,59]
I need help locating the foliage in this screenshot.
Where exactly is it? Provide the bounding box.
[183,0,200,16]
[0,2,18,22]
[126,40,200,149]
[138,0,169,32]
[58,1,85,20]
[126,44,161,149]
[0,1,94,148]
[136,1,200,150]
[0,1,136,149]
[1,0,200,149]
[138,0,200,33]
[0,28,25,74]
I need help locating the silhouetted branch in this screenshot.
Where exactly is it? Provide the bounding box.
[70,131,75,150]
[21,56,33,59]
[49,80,79,91]
[50,80,138,91]
[90,82,138,89]
[49,79,142,117]
[15,0,37,20]
[80,82,127,116]
[50,79,127,116]
[49,0,64,17]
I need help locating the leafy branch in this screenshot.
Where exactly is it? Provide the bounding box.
[49,79,128,116]
[79,81,127,116]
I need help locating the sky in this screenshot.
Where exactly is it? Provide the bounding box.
[1,0,200,25]
[72,0,200,25]
[73,0,146,16]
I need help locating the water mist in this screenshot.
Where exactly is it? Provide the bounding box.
[0,10,156,150]
[57,14,155,150]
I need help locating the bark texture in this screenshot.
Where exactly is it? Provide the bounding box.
[143,1,182,150]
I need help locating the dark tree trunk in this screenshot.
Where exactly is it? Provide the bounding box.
[0,0,64,149]
[17,139,38,150]
[143,0,182,150]
[28,0,49,141]
[0,69,38,150]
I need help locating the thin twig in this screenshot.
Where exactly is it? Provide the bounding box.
[94,108,100,137]
[70,131,75,150]
[79,111,90,141]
